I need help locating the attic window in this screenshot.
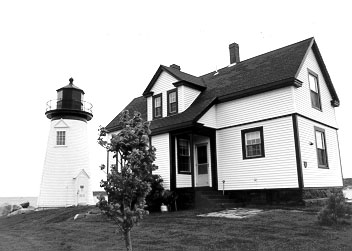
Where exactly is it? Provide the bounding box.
[308,70,322,110]
[153,93,162,119]
[167,89,178,115]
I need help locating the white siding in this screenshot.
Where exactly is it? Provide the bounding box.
[147,71,201,120]
[216,87,295,128]
[178,85,201,113]
[295,48,338,128]
[147,71,178,120]
[38,119,94,207]
[197,105,217,128]
[298,116,343,187]
[152,133,171,190]
[217,116,298,190]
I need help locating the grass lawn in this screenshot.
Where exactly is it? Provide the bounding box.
[0,206,351,250]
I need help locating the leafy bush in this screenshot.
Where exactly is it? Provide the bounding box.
[145,174,165,212]
[317,188,352,225]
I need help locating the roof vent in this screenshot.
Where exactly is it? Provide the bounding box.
[229,42,240,64]
[170,64,181,71]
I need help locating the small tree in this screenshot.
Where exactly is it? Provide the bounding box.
[97,111,157,251]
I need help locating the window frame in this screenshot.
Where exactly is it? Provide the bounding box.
[314,126,329,169]
[241,126,265,159]
[308,69,322,111]
[152,93,162,119]
[56,131,66,146]
[167,88,178,116]
[177,137,191,174]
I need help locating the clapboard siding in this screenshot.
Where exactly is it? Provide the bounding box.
[151,133,170,190]
[295,48,338,128]
[216,116,298,190]
[147,71,178,120]
[197,105,217,128]
[215,87,295,129]
[38,119,94,207]
[178,85,201,113]
[298,116,343,187]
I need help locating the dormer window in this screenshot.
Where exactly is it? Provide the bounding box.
[167,89,178,115]
[308,70,321,110]
[153,94,162,119]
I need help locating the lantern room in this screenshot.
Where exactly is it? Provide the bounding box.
[45,78,93,121]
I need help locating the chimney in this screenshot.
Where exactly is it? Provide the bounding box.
[170,64,181,71]
[229,42,240,64]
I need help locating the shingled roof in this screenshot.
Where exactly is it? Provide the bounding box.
[106,37,339,134]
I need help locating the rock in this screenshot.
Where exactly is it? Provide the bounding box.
[20,202,30,208]
[0,204,12,217]
[0,204,22,217]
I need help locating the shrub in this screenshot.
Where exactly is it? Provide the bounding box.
[145,175,165,212]
[317,188,352,225]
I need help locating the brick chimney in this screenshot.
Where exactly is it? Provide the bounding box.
[229,42,240,64]
[170,64,181,71]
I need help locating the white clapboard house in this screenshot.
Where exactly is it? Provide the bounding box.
[105,38,343,206]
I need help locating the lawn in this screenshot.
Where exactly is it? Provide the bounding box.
[0,206,351,251]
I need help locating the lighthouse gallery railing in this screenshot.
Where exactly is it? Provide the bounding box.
[46,99,93,114]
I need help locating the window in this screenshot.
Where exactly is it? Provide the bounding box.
[241,127,265,159]
[153,94,162,119]
[315,127,328,168]
[308,71,321,110]
[178,138,191,173]
[167,89,178,115]
[56,131,66,145]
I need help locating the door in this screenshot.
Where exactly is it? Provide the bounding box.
[196,144,209,187]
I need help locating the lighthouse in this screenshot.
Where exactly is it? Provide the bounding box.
[38,78,94,207]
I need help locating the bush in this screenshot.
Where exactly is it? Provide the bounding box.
[317,188,352,225]
[145,175,165,212]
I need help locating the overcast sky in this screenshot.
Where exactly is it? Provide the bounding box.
[0,0,351,197]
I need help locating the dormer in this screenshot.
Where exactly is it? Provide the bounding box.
[143,64,206,121]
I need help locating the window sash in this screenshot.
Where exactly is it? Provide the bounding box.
[242,127,264,159]
[168,90,177,114]
[315,128,328,167]
[56,131,66,145]
[178,139,191,173]
[153,94,162,118]
[308,72,321,109]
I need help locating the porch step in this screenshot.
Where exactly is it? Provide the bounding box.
[195,188,242,209]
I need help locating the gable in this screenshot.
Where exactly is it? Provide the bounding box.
[150,71,178,94]
[54,119,69,128]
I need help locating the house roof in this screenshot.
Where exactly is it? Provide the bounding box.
[142,65,206,96]
[106,37,340,134]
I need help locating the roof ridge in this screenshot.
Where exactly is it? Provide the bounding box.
[199,37,314,78]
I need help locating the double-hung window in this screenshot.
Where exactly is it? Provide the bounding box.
[241,127,265,159]
[167,89,178,115]
[56,131,66,145]
[153,94,162,119]
[177,138,191,173]
[308,70,321,110]
[315,127,328,168]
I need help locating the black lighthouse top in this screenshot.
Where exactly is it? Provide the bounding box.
[45,78,93,121]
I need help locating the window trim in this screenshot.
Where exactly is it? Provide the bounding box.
[314,126,329,169]
[167,88,178,116]
[177,137,191,174]
[241,126,265,159]
[308,69,322,111]
[56,131,66,146]
[152,93,162,119]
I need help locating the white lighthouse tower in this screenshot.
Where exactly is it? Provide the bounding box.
[38,78,94,208]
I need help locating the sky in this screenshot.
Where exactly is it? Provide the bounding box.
[0,0,351,197]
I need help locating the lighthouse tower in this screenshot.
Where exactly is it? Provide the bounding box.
[38,78,94,207]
